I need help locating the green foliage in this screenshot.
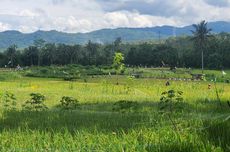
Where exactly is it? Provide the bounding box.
[0,31,230,70]
[113,52,125,84]
[22,93,48,111]
[191,20,212,49]
[0,91,17,111]
[24,65,108,79]
[191,20,212,72]
[5,44,17,67]
[159,90,184,130]
[59,96,79,110]
[160,90,184,112]
[124,76,135,94]
[113,100,138,113]
[113,52,125,74]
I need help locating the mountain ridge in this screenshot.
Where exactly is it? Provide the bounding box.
[0,21,230,49]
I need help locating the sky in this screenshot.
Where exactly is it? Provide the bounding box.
[0,0,230,33]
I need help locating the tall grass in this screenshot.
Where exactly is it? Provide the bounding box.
[0,69,229,151]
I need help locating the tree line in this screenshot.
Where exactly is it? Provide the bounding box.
[0,26,230,69]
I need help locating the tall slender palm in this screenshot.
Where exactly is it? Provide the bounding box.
[191,20,212,73]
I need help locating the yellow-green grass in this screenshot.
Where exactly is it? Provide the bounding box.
[0,75,229,107]
[0,72,230,151]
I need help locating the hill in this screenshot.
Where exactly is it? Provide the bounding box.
[0,21,229,49]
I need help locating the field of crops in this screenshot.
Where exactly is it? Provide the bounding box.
[0,68,230,151]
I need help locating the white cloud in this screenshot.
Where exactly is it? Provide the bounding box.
[0,0,229,33]
[0,22,11,32]
[104,11,180,28]
[19,10,40,18]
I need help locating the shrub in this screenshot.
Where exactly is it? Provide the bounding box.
[0,91,17,111]
[59,96,79,110]
[159,90,184,130]
[159,90,184,112]
[22,93,48,111]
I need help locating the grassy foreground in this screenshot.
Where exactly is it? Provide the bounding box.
[0,69,229,151]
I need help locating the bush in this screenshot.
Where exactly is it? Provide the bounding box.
[59,96,79,110]
[159,90,184,112]
[22,93,48,111]
[0,91,17,111]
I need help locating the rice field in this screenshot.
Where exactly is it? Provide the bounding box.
[0,70,230,151]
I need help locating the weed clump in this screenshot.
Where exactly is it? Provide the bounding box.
[22,93,48,111]
[159,90,184,112]
[59,96,79,110]
[0,91,17,111]
[159,89,184,130]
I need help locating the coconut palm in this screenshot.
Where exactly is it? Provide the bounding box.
[191,20,212,73]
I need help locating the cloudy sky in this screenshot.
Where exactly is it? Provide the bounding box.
[0,0,230,33]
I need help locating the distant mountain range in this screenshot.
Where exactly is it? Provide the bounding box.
[0,21,230,49]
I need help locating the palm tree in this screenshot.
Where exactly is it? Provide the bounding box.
[191,20,212,73]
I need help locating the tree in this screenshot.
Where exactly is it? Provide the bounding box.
[72,44,82,64]
[103,44,113,65]
[114,37,122,52]
[24,46,39,66]
[218,33,230,68]
[191,20,212,73]
[5,44,17,67]
[1,32,230,69]
[40,43,56,66]
[34,39,46,66]
[126,47,138,66]
[113,52,125,85]
[86,40,99,65]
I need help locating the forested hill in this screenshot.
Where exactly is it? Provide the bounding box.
[0,21,230,49]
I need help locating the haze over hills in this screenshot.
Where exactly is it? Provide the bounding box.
[0,21,230,49]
